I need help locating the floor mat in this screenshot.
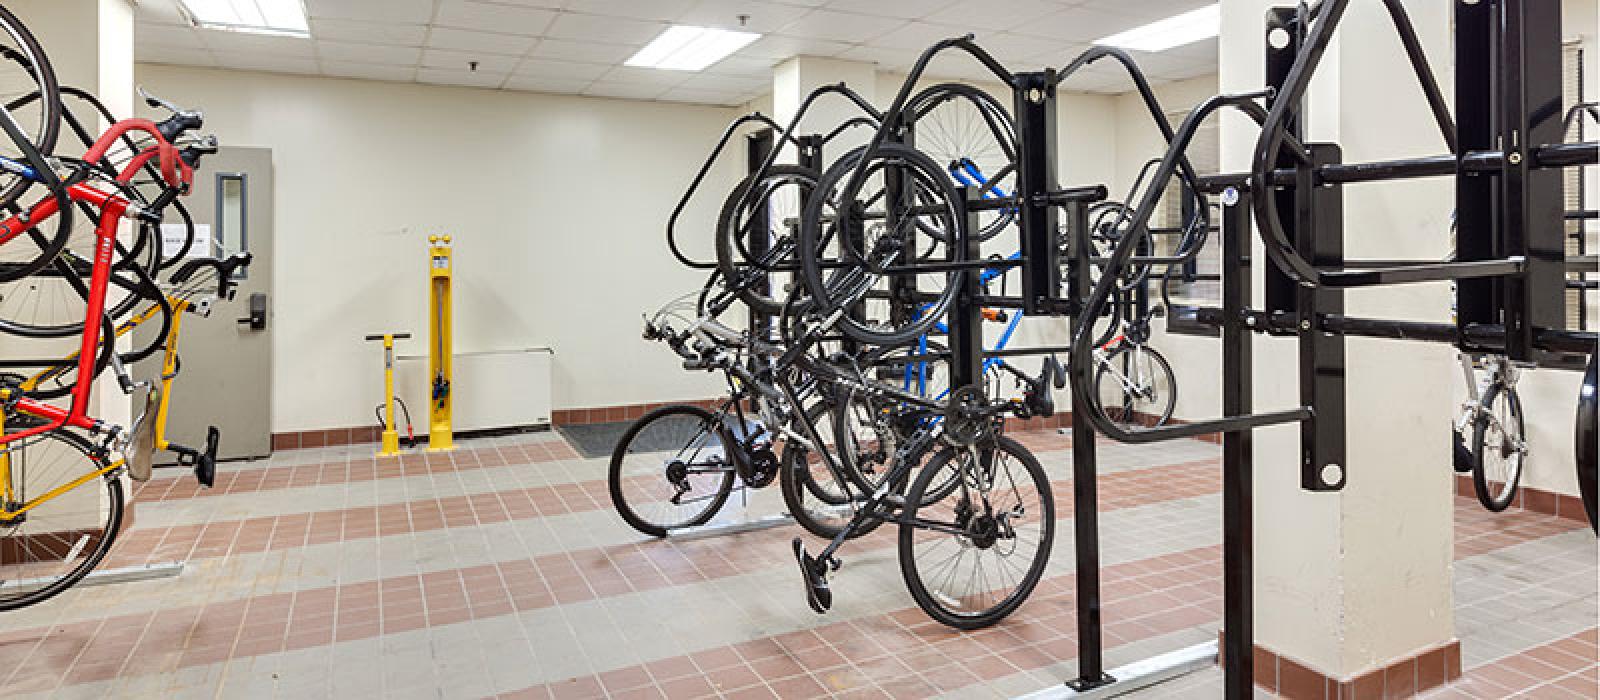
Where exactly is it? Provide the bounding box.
[557,421,638,459]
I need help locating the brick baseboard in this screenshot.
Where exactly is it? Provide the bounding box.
[552,399,723,426]
[1221,632,1461,699]
[1453,474,1590,524]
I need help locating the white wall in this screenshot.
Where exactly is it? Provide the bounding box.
[133,64,742,433]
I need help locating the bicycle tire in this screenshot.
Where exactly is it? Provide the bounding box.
[1471,380,1524,512]
[797,143,964,346]
[1092,344,1176,429]
[715,164,820,315]
[1575,353,1596,533]
[0,427,124,611]
[781,401,884,540]
[607,404,735,537]
[898,435,1053,629]
[0,4,60,216]
[904,82,1017,243]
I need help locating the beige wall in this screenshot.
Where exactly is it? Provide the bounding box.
[133,63,741,433]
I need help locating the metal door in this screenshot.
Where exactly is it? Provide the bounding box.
[137,147,274,460]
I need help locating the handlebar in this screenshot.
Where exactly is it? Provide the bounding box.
[364,332,413,341]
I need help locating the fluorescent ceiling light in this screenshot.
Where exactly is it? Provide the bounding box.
[1093,4,1219,52]
[179,0,310,38]
[626,26,761,71]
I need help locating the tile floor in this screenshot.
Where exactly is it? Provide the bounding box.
[0,428,1593,699]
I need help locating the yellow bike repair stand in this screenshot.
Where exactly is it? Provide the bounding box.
[365,332,412,457]
[427,235,455,453]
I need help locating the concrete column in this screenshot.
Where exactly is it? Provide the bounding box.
[7,0,135,426]
[1220,0,1458,690]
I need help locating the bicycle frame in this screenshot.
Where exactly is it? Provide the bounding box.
[0,118,190,518]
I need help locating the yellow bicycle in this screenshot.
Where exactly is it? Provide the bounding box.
[0,252,248,609]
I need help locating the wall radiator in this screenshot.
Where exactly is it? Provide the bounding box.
[395,348,553,431]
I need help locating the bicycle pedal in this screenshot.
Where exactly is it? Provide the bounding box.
[792,538,833,614]
[882,494,906,510]
[193,426,219,488]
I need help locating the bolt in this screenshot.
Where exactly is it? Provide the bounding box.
[1508,152,1523,165]
[1300,319,1312,331]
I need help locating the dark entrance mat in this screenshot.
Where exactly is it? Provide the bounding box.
[556,421,639,459]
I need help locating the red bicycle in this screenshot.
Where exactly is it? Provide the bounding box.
[0,86,215,609]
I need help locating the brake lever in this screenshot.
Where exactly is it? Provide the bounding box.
[138,85,182,113]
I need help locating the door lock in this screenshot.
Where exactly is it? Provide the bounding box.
[237,292,267,330]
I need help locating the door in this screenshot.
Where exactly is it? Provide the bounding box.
[136,147,274,461]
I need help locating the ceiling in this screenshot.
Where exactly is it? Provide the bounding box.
[133,0,1220,106]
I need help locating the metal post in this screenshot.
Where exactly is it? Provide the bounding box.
[1064,197,1112,692]
[746,130,776,351]
[950,187,984,389]
[1297,144,1348,491]
[1220,187,1255,700]
[1263,7,1303,319]
[1013,71,1062,316]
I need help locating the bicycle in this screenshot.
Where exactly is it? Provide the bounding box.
[1450,353,1526,511]
[610,295,860,539]
[1092,308,1177,430]
[0,86,214,610]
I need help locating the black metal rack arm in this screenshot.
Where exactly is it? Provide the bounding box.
[1066,91,1315,444]
[837,34,1011,200]
[666,112,793,269]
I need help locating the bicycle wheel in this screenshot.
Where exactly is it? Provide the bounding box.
[833,342,949,494]
[1093,344,1176,429]
[1471,381,1525,512]
[0,4,60,216]
[0,426,124,611]
[1574,353,1596,534]
[798,143,965,346]
[898,435,1053,629]
[608,404,736,537]
[715,165,820,315]
[781,400,883,539]
[904,82,1017,242]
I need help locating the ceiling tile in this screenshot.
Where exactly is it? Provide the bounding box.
[658,86,745,106]
[317,41,422,65]
[870,21,970,51]
[308,19,428,45]
[512,58,613,80]
[595,65,694,88]
[321,61,418,82]
[417,67,510,88]
[923,0,1061,32]
[435,1,557,35]
[584,82,671,100]
[526,38,637,64]
[138,45,217,67]
[774,10,907,44]
[136,0,191,26]
[421,49,522,74]
[1077,0,1212,26]
[702,55,776,77]
[425,27,539,56]
[136,23,206,49]
[560,0,697,22]
[199,31,315,57]
[821,0,959,21]
[216,53,320,75]
[677,71,765,93]
[502,74,593,94]
[545,12,666,45]
[675,0,811,34]
[739,33,850,60]
[305,0,436,24]
[836,44,917,71]
[1011,7,1146,43]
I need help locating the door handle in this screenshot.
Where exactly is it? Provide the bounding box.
[237,292,267,330]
